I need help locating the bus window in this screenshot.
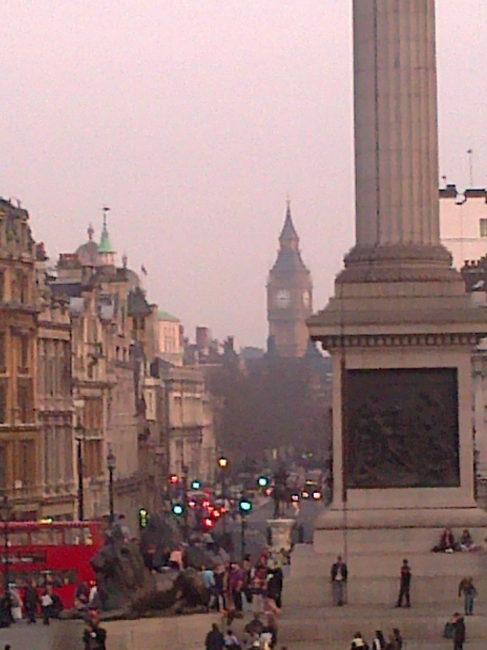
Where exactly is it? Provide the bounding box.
[8,532,30,545]
[65,526,93,546]
[31,529,63,546]
[63,569,78,585]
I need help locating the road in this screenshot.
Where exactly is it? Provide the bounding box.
[247,496,324,544]
[212,497,323,560]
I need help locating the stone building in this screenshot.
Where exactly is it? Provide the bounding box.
[0,199,41,518]
[267,202,313,357]
[147,358,216,488]
[51,218,155,531]
[440,185,487,270]
[36,245,76,519]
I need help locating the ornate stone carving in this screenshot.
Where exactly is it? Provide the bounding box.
[345,368,460,489]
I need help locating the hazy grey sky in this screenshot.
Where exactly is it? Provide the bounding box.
[1,1,486,346]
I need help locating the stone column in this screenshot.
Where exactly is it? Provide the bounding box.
[352,0,444,255]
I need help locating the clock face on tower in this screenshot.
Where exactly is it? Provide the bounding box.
[274,289,291,308]
[302,290,311,308]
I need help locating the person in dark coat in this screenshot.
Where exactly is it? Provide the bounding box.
[330,555,348,606]
[24,582,39,624]
[396,559,412,608]
[206,623,225,650]
[453,613,466,650]
[392,628,403,650]
[82,620,107,650]
[267,562,284,609]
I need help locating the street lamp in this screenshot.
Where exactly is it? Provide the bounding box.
[107,445,116,524]
[73,398,85,522]
[0,495,11,627]
[238,497,253,562]
[217,456,228,499]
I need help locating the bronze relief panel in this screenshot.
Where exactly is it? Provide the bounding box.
[345,368,460,489]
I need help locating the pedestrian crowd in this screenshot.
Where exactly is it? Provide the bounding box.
[330,553,479,650]
[201,549,284,622]
[203,548,285,650]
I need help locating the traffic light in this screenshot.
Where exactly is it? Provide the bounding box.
[238,497,253,515]
[138,508,149,528]
[257,476,268,488]
[191,479,201,490]
[172,503,184,517]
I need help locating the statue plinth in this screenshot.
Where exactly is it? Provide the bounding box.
[267,518,295,553]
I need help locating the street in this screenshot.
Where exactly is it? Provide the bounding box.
[212,496,323,560]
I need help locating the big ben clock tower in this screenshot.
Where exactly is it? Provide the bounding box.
[267,202,313,357]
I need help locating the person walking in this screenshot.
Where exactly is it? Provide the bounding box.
[205,623,225,650]
[24,581,39,624]
[458,576,477,616]
[40,587,53,625]
[8,585,23,622]
[330,555,348,606]
[396,559,412,608]
[453,613,466,650]
[267,562,284,609]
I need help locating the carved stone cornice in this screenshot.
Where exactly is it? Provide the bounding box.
[318,332,481,350]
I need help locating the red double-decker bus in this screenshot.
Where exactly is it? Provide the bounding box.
[0,521,105,609]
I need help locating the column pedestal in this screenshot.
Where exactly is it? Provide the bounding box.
[267,518,295,554]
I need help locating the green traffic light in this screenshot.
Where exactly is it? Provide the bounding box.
[191,480,201,490]
[257,476,268,487]
[172,504,184,516]
[239,498,253,514]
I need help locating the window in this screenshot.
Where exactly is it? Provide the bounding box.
[20,274,29,304]
[0,380,7,424]
[480,218,487,237]
[0,271,4,301]
[84,440,103,477]
[18,440,35,485]
[17,379,34,423]
[18,334,29,373]
[83,398,103,432]
[0,446,6,489]
[0,333,5,372]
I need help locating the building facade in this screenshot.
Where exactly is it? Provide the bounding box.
[36,246,76,519]
[440,185,487,269]
[267,203,312,358]
[51,220,154,531]
[0,200,41,518]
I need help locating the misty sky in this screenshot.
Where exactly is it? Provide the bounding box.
[1,1,486,347]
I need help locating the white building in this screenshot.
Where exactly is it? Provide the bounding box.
[441,185,487,501]
[155,311,183,366]
[440,185,487,269]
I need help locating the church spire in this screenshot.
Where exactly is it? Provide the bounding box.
[279,200,299,251]
[98,206,116,266]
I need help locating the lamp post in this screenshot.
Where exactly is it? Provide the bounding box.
[73,399,85,521]
[217,456,228,499]
[107,445,116,524]
[1,494,11,627]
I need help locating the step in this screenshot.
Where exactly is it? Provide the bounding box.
[285,575,487,606]
[313,525,487,555]
[290,545,487,578]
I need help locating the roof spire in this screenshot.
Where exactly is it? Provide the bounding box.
[98,206,116,266]
[87,223,94,241]
[279,199,299,244]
